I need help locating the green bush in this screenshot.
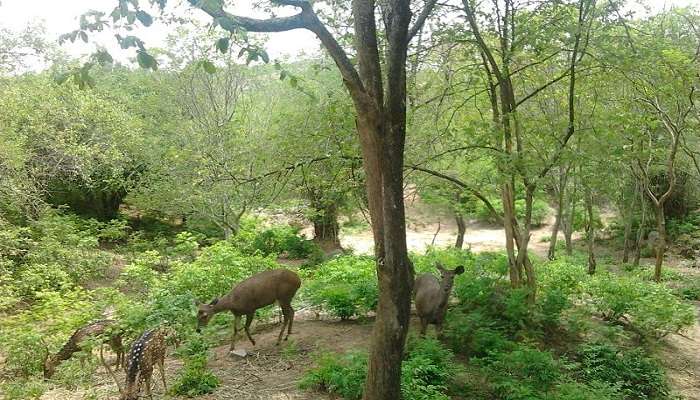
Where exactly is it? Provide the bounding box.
[170,337,220,397]
[585,273,695,339]
[0,378,47,400]
[301,255,377,319]
[300,338,459,400]
[168,241,279,301]
[475,344,563,400]
[576,342,668,399]
[232,223,321,259]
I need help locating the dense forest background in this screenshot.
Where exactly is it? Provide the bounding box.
[1,0,700,399]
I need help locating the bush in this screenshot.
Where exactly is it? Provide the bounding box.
[302,255,378,319]
[576,342,668,399]
[585,273,695,339]
[232,223,321,260]
[299,352,367,400]
[476,343,563,399]
[168,241,279,302]
[170,337,220,397]
[300,338,459,400]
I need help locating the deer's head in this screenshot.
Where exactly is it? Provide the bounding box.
[196,299,218,332]
[436,262,465,296]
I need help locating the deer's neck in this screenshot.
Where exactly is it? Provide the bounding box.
[55,339,80,362]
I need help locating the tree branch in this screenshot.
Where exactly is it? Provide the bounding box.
[408,0,438,40]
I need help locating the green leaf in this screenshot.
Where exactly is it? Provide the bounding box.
[136,10,153,26]
[136,50,158,70]
[79,31,88,43]
[215,37,230,54]
[200,60,216,74]
[259,49,269,63]
[127,12,136,24]
[110,7,122,22]
[94,50,114,65]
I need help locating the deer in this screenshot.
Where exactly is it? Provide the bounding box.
[101,325,169,400]
[413,263,465,337]
[196,268,301,352]
[43,319,125,379]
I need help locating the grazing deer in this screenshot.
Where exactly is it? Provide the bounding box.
[414,263,465,336]
[101,326,169,400]
[43,319,125,379]
[196,268,301,351]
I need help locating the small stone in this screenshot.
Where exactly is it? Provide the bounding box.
[229,349,248,358]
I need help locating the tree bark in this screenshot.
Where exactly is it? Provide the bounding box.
[585,187,596,274]
[633,191,646,266]
[653,205,667,282]
[562,181,577,256]
[455,213,466,249]
[548,167,568,260]
[311,201,340,246]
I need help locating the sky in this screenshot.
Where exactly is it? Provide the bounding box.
[0,0,698,66]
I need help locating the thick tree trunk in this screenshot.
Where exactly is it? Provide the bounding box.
[502,181,521,287]
[633,197,646,267]
[653,205,666,282]
[312,201,340,246]
[517,186,537,300]
[585,187,596,274]
[455,213,466,249]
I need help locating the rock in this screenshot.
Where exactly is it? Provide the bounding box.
[229,349,248,358]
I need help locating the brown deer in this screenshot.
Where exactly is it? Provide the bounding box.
[413,263,465,336]
[196,268,301,351]
[43,319,125,379]
[101,326,169,400]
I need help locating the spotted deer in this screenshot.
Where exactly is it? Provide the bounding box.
[101,326,169,400]
[413,263,465,336]
[196,268,301,351]
[43,319,125,379]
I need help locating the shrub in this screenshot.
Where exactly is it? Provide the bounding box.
[300,338,459,400]
[299,352,367,400]
[475,343,562,400]
[235,224,321,259]
[302,255,378,319]
[576,342,668,399]
[168,241,279,301]
[585,273,695,339]
[170,337,220,397]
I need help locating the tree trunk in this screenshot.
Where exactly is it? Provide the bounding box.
[633,196,646,267]
[312,201,340,246]
[362,2,413,397]
[502,181,521,287]
[547,168,568,260]
[562,182,577,256]
[455,213,466,249]
[653,205,666,282]
[585,187,596,274]
[622,182,639,264]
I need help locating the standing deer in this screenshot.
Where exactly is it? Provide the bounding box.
[43,319,125,379]
[196,268,301,351]
[413,263,465,336]
[101,326,169,400]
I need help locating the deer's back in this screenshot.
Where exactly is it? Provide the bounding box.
[229,269,301,312]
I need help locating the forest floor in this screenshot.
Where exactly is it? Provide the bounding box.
[39,201,700,400]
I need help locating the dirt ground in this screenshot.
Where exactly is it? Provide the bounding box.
[40,318,378,400]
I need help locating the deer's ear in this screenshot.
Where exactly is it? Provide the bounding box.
[454,265,465,275]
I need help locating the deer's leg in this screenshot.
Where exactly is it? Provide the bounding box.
[230,315,241,351]
[419,318,428,337]
[244,313,256,346]
[158,356,167,391]
[287,305,295,336]
[145,373,153,400]
[277,305,290,345]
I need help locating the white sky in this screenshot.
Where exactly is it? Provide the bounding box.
[0,0,698,66]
